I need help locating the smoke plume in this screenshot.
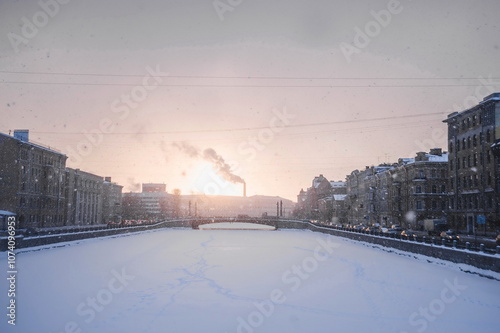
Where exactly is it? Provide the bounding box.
[173,141,245,184]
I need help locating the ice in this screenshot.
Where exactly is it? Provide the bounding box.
[0,227,499,333]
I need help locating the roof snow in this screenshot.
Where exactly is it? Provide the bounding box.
[330,181,346,188]
[333,194,347,201]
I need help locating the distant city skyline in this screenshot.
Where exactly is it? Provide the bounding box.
[1,0,499,200]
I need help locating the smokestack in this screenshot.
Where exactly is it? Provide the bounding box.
[243,182,247,197]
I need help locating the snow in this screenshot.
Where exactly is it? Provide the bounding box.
[199,222,276,230]
[1,227,499,333]
[426,152,448,162]
[333,194,347,201]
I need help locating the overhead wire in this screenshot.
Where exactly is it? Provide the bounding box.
[0,70,498,81]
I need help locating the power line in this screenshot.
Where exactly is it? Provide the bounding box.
[0,81,492,88]
[1,70,498,81]
[27,112,443,136]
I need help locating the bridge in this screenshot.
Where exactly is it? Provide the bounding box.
[189,217,279,230]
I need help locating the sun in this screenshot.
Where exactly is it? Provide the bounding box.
[189,162,242,196]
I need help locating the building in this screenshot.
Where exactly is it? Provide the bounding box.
[64,168,104,226]
[345,149,448,228]
[0,130,67,229]
[102,177,123,224]
[294,175,347,221]
[444,92,500,233]
[0,130,124,229]
[389,149,448,229]
[122,183,171,219]
[345,164,394,225]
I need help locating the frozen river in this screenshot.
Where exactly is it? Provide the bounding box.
[1,226,499,333]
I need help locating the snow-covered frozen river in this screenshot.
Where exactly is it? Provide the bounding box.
[1,227,499,333]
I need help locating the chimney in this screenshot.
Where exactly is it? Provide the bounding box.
[105,177,112,182]
[429,148,442,156]
[243,182,247,197]
[13,129,29,142]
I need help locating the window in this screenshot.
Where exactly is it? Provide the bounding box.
[487,151,491,164]
[487,130,491,142]
[432,185,437,193]
[472,115,477,126]
[432,200,437,210]
[467,137,471,149]
[416,201,423,210]
[441,185,446,193]
[473,135,477,147]
[415,185,422,194]
[480,132,484,144]
[20,149,28,160]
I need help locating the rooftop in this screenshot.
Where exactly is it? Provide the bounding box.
[0,131,66,156]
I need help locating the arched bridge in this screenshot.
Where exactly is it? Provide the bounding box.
[190,217,279,230]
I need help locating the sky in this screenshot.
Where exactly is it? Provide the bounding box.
[1,0,500,200]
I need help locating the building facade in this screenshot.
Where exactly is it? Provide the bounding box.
[102,177,123,224]
[294,175,347,221]
[122,183,170,219]
[444,92,500,233]
[344,149,448,228]
[0,130,67,229]
[345,165,393,225]
[64,168,104,226]
[389,149,449,229]
[0,130,124,229]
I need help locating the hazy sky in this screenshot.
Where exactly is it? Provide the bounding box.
[1,0,500,200]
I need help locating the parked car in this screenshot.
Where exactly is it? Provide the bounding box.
[401,230,417,238]
[363,226,378,233]
[381,227,397,235]
[440,230,460,241]
[391,224,403,232]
